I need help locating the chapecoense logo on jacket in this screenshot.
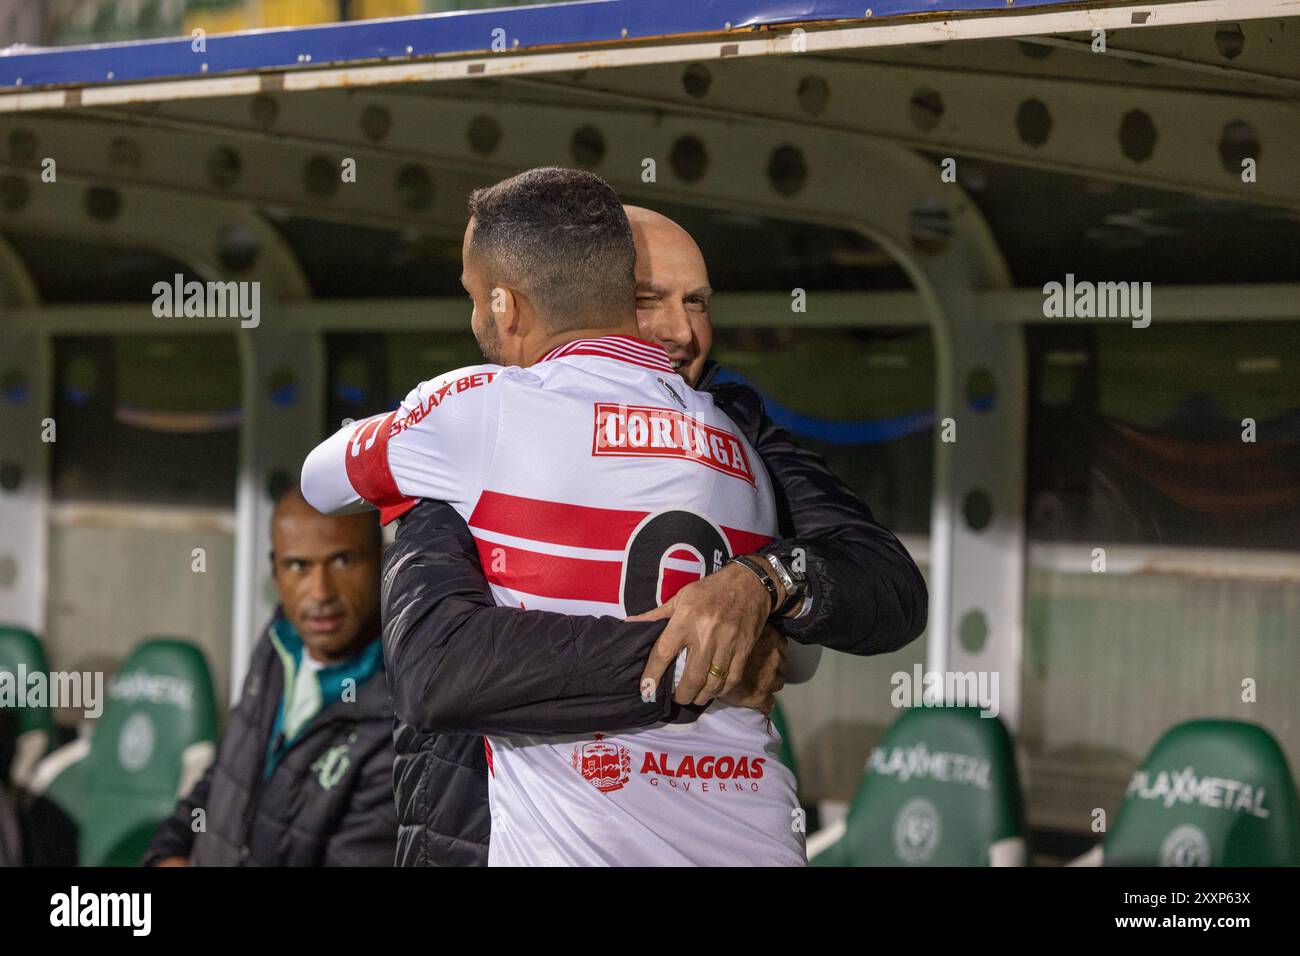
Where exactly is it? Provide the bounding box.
[311,738,354,791]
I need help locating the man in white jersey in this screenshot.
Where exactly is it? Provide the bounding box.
[302,167,804,865]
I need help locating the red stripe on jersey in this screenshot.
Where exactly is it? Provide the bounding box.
[660,566,704,604]
[557,348,672,374]
[344,412,406,507]
[563,336,670,366]
[474,538,623,604]
[468,491,773,602]
[470,490,772,556]
[468,491,647,550]
[541,335,674,373]
[547,334,662,359]
[379,498,417,525]
[724,527,773,557]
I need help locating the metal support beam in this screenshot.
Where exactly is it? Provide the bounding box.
[0,110,491,233]
[1024,17,1300,90]
[8,284,1296,338]
[840,19,1300,94]
[0,232,39,308]
[0,167,310,301]
[230,332,324,706]
[0,235,48,635]
[117,43,1300,212]
[0,292,924,335]
[511,50,1300,209]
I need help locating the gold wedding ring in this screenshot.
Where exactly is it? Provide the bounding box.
[708,664,728,681]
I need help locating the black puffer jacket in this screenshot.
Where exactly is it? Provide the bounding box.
[700,364,927,655]
[384,365,926,866]
[143,615,397,866]
[0,784,21,867]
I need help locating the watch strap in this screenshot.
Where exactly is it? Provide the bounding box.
[729,555,780,615]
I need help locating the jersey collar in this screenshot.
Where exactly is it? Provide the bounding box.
[539,334,675,374]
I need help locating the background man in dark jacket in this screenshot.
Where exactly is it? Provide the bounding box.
[382,202,928,865]
[144,488,396,866]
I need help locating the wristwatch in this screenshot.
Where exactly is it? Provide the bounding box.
[763,552,807,618]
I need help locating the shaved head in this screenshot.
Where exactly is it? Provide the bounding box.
[625,205,701,252]
[271,487,381,555]
[624,204,714,385]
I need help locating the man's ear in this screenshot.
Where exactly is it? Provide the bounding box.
[492,285,524,337]
[489,284,513,317]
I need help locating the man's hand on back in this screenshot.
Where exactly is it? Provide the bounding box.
[630,558,783,705]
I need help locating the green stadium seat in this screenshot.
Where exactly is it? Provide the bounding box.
[1073,719,1300,867]
[26,638,219,866]
[0,626,55,790]
[808,706,1026,866]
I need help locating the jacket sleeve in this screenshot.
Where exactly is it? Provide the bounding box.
[140,764,213,865]
[322,736,399,867]
[383,498,697,737]
[710,380,928,656]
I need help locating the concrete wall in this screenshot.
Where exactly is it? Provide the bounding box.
[44,504,234,724]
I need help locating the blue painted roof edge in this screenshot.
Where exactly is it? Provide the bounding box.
[0,0,1086,91]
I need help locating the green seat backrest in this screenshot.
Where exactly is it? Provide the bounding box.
[44,638,219,866]
[0,626,55,741]
[818,706,1025,866]
[0,629,55,785]
[1104,719,1299,867]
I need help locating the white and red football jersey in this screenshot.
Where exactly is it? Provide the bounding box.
[301,334,804,866]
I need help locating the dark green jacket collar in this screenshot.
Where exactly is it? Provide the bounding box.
[263,614,384,778]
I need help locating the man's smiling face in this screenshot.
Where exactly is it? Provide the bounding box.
[626,206,713,386]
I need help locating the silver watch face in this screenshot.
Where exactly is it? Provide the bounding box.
[764,553,799,591]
